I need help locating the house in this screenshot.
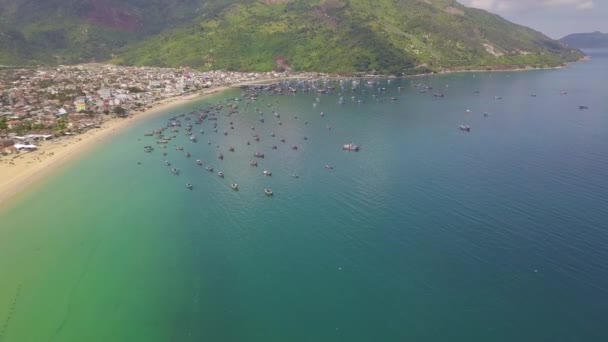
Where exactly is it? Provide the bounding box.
[98,88,112,99]
[74,97,87,112]
[14,143,37,151]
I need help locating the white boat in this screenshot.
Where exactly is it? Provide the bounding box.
[231,183,239,191]
[459,125,471,132]
[343,143,359,151]
[218,172,224,178]
[263,170,272,176]
[264,188,273,196]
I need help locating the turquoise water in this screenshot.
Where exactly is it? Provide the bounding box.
[1,52,608,341]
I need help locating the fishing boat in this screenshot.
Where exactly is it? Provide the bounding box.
[206,166,214,172]
[459,125,471,132]
[171,168,180,175]
[343,143,359,151]
[263,170,272,176]
[231,183,239,191]
[254,152,265,158]
[250,160,258,167]
[196,160,203,166]
[264,188,274,196]
[218,172,224,178]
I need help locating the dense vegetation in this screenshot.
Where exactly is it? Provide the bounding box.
[561,32,608,49]
[0,0,583,74]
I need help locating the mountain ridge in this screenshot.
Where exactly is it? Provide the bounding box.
[0,0,583,74]
[561,31,608,49]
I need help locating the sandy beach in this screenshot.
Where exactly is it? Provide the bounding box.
[0,85,239,209]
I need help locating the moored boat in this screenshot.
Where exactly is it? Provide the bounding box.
[343,143,359,151]
[459,125,471,132]
[264,188,273,196]
[263,170,272,176]
[231,183,239,191]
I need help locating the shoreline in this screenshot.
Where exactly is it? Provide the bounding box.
[0,84,243,210]
[0,59,587,210]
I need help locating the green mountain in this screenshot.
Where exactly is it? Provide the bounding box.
[561,31,608,49]
[0,0,583,74]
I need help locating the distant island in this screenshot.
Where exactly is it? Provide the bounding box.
[561,32,608,49]
[0,0,582,74]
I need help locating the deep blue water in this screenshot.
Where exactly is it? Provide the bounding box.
[1,51,607,341]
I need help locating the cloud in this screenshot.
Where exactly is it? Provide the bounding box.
[460,0,595,13]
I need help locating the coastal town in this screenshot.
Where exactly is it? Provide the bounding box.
[0,64,296,156]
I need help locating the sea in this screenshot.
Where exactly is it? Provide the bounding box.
[1,50,607,342]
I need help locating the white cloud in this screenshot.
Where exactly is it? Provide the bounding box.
[460,0,595,13]
[576,1,594,9]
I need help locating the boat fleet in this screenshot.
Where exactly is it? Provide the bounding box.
[139,81,371,198]
[139,77,582,197]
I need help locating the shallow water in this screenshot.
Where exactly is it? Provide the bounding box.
[1,52,608,341]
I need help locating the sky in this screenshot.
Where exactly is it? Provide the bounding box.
[458,0,608,38]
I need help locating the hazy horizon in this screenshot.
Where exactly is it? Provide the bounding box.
[458,0,607,39]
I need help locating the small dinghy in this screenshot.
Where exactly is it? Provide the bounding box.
[196,160,203,166]
[218,172,224,178]
[264,188,273,196]
[263,170,272,176]
[186,183,193,190]
[206,166,214,172]
[231,183,239,191]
